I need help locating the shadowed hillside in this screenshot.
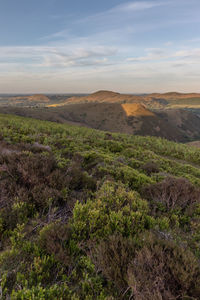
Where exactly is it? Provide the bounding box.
[1,102,200,142]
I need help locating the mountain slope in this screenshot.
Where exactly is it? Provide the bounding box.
[0,113,199,299]
[52,90,200,110]
[1,102,200,142]
[53,90,160,107]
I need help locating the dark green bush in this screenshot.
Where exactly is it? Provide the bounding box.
[141,161,160,175]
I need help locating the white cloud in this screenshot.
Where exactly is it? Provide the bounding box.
[1,55,200,93]
[0,45,117,69]
[1,43,200,93]
[174,49,200,58]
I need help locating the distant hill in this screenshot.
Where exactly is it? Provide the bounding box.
[145,92,200,109]
[148,91,200,99]
[9,94,50,102]
[26,94,50,102]
[0,94,51,107]
[1,102,200,142]
[52,90,160,107]
[1,91,200,110]
[49,90,200,110]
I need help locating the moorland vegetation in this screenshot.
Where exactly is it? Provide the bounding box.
[0,113,199,299]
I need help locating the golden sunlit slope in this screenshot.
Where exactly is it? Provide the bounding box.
[121,103,155,117]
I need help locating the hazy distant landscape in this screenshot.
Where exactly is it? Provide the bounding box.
[1,91,200,110]
[1,90,200,143]
[0,94,87,107]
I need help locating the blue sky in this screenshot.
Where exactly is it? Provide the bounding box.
[0,0,200,93]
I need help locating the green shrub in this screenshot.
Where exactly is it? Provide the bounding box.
[11,283,72,300]
[72,181,154,241]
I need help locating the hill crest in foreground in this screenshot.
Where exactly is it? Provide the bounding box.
[0,113,200,299]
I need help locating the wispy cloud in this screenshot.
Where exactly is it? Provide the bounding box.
[41,29,71,41]
[127,47,200,62]
[111,1,167,13]
[0,45,117,70]
[127,48,168,62]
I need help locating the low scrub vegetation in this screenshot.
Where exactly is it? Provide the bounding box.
[0,113,199,299]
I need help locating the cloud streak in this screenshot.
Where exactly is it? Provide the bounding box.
[0,45,117,70]
[111,1,167,13]
[127,48,200,62]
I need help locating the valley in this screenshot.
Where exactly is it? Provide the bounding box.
[1,90,200,143]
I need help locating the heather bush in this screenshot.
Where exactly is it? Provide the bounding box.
[141,161,160,175]
[127,233,200,300]
[90,232,200,299]
[39,222,72,267]
[89,234,136,294]
[143,176,200,213]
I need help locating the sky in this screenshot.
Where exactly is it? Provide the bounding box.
[0,0,200,93]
